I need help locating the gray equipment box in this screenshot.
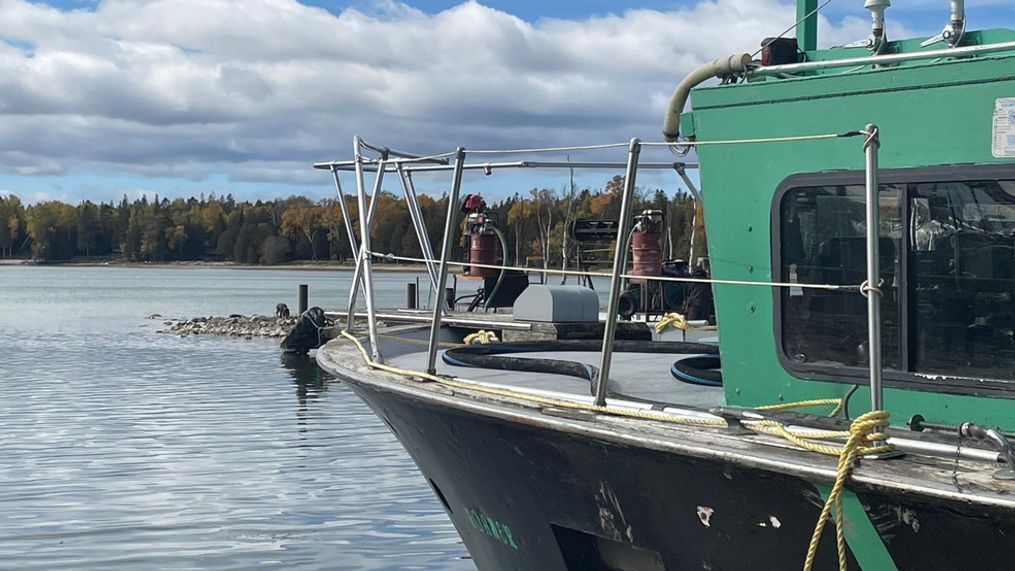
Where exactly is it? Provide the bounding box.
[512,285,599,323]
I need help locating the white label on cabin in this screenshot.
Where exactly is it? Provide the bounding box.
[994,98,1015,158]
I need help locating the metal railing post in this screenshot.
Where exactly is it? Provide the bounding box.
[425,147,467,375]
[863,124,884,413]
[330,167,361,269]
[349,137,386,362]
[396,164,441,294]
[594,138,642,406]
[344,146,386,332]
[673,164,702,273]
[331,166,367,320]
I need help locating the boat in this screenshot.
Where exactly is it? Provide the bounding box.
[315,2,1015,569]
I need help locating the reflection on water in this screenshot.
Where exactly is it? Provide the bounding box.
[282,353,332,432]
[0,266,472,570]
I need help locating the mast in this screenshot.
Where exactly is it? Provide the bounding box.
[797,0,818,52]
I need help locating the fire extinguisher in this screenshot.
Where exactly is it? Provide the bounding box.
[461,194,509,310]
[461,194,499,278]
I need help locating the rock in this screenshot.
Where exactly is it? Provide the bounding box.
[158,313,310,340]
[146,313,163,319]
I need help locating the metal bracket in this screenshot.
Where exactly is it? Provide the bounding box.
[959,422,1015,481]
[709,407,759,436]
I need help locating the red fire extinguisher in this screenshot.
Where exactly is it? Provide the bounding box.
[461,194,500,278]
[630,209,664,284]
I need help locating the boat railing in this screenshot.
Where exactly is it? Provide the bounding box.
[314,125,884,413]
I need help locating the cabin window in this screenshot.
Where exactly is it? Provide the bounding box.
[909,181,1015,380]
[780,185,903,370]
[778,174,1015,389]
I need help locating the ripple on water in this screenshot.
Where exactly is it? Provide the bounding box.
[0,267,473,570]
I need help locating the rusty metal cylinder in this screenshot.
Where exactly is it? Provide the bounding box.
[468,232,499,278]
[630,231,662,284]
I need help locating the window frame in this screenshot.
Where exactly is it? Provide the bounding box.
[771,165,1015,398]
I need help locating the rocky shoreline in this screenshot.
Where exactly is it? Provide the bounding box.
[154,314,298,339]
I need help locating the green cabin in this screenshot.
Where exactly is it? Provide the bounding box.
[683,6,1015,428]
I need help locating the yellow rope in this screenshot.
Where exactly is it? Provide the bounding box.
[745,420,851,456]
[802,410,893,571]
[756,397,846,418]
[338,332,862,438]
[654,312,718,334]
[463,330,498,345]
[340,330,726,427]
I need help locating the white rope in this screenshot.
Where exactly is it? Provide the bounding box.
[331,131,865,165]
[640,133,851,147]
[369,251,858,292]
[358,152,458,165]
[388,152,459,164]
[467,143,630,154]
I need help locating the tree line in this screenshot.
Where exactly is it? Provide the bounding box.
[0,176,703,268]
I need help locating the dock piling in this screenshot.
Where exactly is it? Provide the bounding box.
[407,282,417,309]
[299,284,308,314]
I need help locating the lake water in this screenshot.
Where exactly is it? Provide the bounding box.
[0,266,477,570]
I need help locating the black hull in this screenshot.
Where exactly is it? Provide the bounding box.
[345,379,1015,571]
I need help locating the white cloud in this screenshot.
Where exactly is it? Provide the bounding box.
[0,0,898,190]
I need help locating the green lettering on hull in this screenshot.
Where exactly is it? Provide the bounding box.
[465,508,519,550]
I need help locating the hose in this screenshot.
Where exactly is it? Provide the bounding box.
[443,339,719,398]
[662,54,752,142]
[483,225,510,310]
[670,354,722,387]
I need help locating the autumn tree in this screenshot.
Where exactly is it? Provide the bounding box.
[76,201,99,256]
[25,201,77,260]
[0,195,26,258]
[282,206,324,261]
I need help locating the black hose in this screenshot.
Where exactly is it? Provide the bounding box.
[483,226,509,310]
[442,340,719,397]
[670,354,722,387]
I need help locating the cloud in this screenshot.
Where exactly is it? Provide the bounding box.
[0,0,901,193]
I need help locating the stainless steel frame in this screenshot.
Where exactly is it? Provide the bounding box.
[425,148,468,375]
[594,139,642,406]
[864,124,884,413]
[314,160,698,174]
[396,164,440,295]
[349,137,385,361]
[317,127,886,415]
[329,167,360,267]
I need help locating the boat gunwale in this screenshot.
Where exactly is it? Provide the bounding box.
[316,337,1015,510]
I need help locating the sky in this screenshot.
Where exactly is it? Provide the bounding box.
[1,0,1014,204]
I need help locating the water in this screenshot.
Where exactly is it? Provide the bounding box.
[0,266,475,570]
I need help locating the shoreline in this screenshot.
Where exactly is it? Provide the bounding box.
[0,259,439,273]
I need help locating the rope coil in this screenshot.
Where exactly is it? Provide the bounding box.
[803,411,893,571]
[464,330,498,345]
[654,312,718,334]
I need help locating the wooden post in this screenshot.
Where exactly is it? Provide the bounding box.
[298,284,308,314]
[407,282,417,309]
